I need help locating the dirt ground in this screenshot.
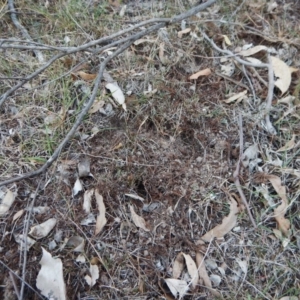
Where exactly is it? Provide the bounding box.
[1,0,300,299]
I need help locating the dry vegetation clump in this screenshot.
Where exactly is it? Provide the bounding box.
[1,0,300,299]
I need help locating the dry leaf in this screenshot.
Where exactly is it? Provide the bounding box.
[164,278,189,298]
[36,248,66,300]
[83,189,94,214]
[0,189,15,215]
[173,253,185,279]
[133,39,156,45]
[159,42,167,65]
[29,218,57,239]
[95,190,107,235]
[196,253,221,297]
[89,99,105,114]
[105,82,126,111]
[125,193,144,202]
[130,205,150,231]
[13,209,24,222]
[75,71,97,81]
[222,35,231,45]
[85,264,99,287]
[182,253,199,290]
[73,178,83,196]
[14,234,36,251]
[266,175,290,236]
[197,197,239,243]
[66,236,85,252]
[276,134,296,152]
[76,254,86,263]
[271,56,292,94]
[189,68,211,80]
[237,45,268,56]
[178,28,191,38]
[224,90,247,103]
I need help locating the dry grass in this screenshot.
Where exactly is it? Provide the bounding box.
[1,0,300,299]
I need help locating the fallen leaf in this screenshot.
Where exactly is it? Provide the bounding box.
[73,178,83,196]
[76,254,86,263]
[83,189,94,214]
[237,45,268,56]
[222,35,231,45]
[133,39,156,45]
[164,278,189,298]
[65,236,85,252]
[271,56,292,95]
[75,71,97,81]
[182,253,199,290]
[266,175,290,236]
[81,213,96,225]
[189,68,211,80]
[276,134,296,152]
[178,28,191,38]
[196,197,239,243]
[159,42,167,65]
[78,157,91,178]
[242,144,259,168]
[29,218,57,239]
[26,206,50,214]
[224,90,247,103]
[209,274,221,287]
[0,189,15,215]
[85,264,99,287]
[89,99,105,114]
[106,82,126,111]
[236,258,248,274]
[14,234,36,251]
[173,253,185,279]
[36,248,66,300]
[125,193,144,202]
[196,253,221,297]
[13,209,24,222]
[130,205,150,231]
[95,190,107,235]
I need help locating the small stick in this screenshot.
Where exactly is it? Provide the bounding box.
[233,113,257,228]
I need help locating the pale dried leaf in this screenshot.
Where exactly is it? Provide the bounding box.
[125,193,144,202]
[133,39,156,45]
[209,274,221,287]
[36,248,66,300]
[197,197,239,243]
[182,253,199,290]
[95,190,107,235]
[76,254,86,263]
[222,35,231,45]
[29,218,57,239]
[26,206,50,214]
[189,68,211,80]
[224,90,247,103]
[73,178,83,196]
[196,253,221,297]
[271,56,292,94]
[78,157,91,177]
[242,144,259,168]
[83,189,94,214]
[279,297,299,300]
[130,205,150,231]
[164,278,189,298]
[178,28,191,38]
[13,209,24,222]
[237,45,268,56]
[81,213,96,225]
[266,175,290,236]
[66,236,85,252]
[14,234,36,251]
[106,82,126,110]
[173,253,185,279]
[0,189,15,215]
[276,134,296,152]
[85,264,99,287]
[89,99,105,114]
[236,258,248,273]
[246,57,264,65]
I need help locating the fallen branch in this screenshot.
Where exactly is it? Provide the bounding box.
[0,0,217,187]
[233,113,257,228]
[200,30,277,135]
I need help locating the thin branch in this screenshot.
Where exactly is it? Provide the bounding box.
[19,179,43,300]
[0,0,217,186]
[8,0,44,63]
[233,113,257,228]
[0,260,44,299]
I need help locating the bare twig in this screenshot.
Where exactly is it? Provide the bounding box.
[0,0,217,186]
[19,179,43,300]
[233,113,257,228]
[0,260,44,299]
[9,271,20,300]
[7,0,44,63]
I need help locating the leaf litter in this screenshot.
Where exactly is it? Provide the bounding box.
[1,1,300,299]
